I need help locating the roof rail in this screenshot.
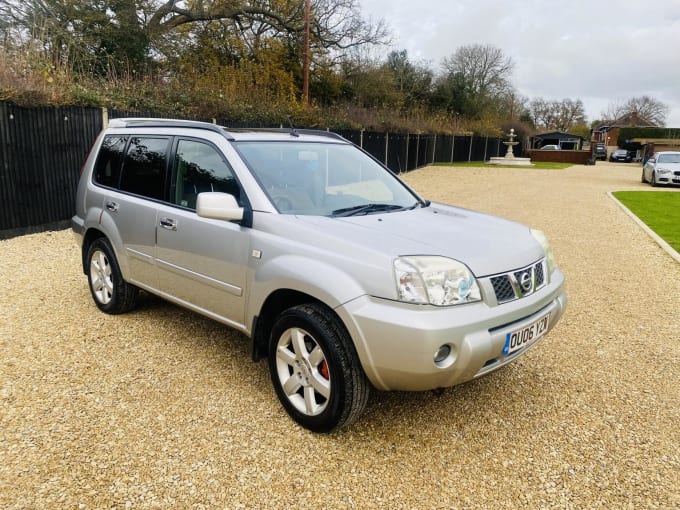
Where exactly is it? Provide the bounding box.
[107,118,348,143]
[108,118,234,140]
[227,127,347,142]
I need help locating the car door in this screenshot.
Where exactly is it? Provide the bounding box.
[95,134,171,290]
[155,138,250,329]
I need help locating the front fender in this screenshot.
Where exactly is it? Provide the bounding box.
[248,255,367,317]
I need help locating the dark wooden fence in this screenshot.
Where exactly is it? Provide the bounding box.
[0,102,503,238]
[0,103,102,238]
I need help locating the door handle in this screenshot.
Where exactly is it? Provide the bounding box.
[159,217,177,230]
[105,201,119,212]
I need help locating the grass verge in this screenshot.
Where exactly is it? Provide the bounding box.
[612,191,680,253]
[434,161,574,170]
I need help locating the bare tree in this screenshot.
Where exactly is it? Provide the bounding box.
[601,96,669,126]
[529,97,586,132]
[146,0,388,51]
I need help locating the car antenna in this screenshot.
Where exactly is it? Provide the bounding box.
[287,117,300,137]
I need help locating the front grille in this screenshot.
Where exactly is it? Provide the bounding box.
[535,263,545,286]
[489,260,547,304]
[491,275,516,303]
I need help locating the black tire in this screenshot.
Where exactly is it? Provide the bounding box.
[86,237,139,314]
[641,169,647,183]
[651,171,658,187]
[268,303,370,432]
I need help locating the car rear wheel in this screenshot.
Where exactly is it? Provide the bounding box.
[86,238,139,314]
[641,169,647,183]
[268,303,370,432]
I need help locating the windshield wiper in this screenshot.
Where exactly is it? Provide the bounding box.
[331,203,405,217]
[408,199,430,210]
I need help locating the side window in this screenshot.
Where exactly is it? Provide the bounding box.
[93,135,127,188]
[173,139,240,209]
[119,137,170,200]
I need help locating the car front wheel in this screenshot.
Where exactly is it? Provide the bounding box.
[641,169,647,183]
[86,237,139,314]
[268,303,370,432]
[651,171,658,187]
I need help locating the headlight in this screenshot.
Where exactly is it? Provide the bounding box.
[531,228,556,274]
[393,256,481,306]
[657,167,671,174]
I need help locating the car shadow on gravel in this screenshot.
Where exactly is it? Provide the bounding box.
[127,291,268,379]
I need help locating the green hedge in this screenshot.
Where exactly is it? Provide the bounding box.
[617,127,680,147]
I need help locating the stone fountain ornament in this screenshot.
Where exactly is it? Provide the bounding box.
[488,128,533,166]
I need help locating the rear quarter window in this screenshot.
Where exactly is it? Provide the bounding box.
[93,135,127,188]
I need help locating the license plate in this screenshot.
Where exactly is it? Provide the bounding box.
[504,313,551,355]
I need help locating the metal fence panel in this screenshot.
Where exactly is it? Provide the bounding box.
[385,133,408,173]
[406,135,418,171]
[453,135,472,162]
[336,129,362,147]
[488,137,503,158]
[362,131,387,165]
[434,136,454,163]
[418,135,435,167]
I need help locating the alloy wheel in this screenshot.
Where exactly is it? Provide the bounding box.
[89,249,114,305]
[274,327,331,416]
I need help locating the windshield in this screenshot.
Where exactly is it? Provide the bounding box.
[657,153,680,164]
[234,141,422,215]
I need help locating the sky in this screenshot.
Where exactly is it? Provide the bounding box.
[359,0,680,127]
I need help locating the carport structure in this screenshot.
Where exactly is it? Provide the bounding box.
[532,131,584,150]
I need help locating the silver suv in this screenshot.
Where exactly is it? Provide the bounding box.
[72,118,567,432]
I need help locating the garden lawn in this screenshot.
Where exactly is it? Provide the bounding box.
[613,191,680,253]
[434,161,573,170]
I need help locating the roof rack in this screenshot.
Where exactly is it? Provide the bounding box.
[108,118,234,140]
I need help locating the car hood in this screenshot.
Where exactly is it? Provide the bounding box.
[294,203,544,277]
[656,162,680,170]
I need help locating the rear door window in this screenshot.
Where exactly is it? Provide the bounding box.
[119,137,171,200]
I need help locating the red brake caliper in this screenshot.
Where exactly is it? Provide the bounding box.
[319,360,329,380]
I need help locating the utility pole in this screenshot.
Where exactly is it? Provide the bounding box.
[302,0,311,106]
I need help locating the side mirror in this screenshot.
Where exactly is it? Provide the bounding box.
[196,192,244,222]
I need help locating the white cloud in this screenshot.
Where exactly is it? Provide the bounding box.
[360,0,680,126]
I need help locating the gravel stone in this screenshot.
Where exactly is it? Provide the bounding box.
[1,162,678,508]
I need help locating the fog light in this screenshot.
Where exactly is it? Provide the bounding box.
[434,344,451,363]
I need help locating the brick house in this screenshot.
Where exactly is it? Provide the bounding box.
[593,110,657,153]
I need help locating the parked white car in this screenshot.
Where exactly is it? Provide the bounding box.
[642,151,680,186]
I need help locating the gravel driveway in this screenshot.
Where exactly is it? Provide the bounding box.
[1,162,678,509]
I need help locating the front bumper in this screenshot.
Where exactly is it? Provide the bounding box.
[338,269,567,391]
